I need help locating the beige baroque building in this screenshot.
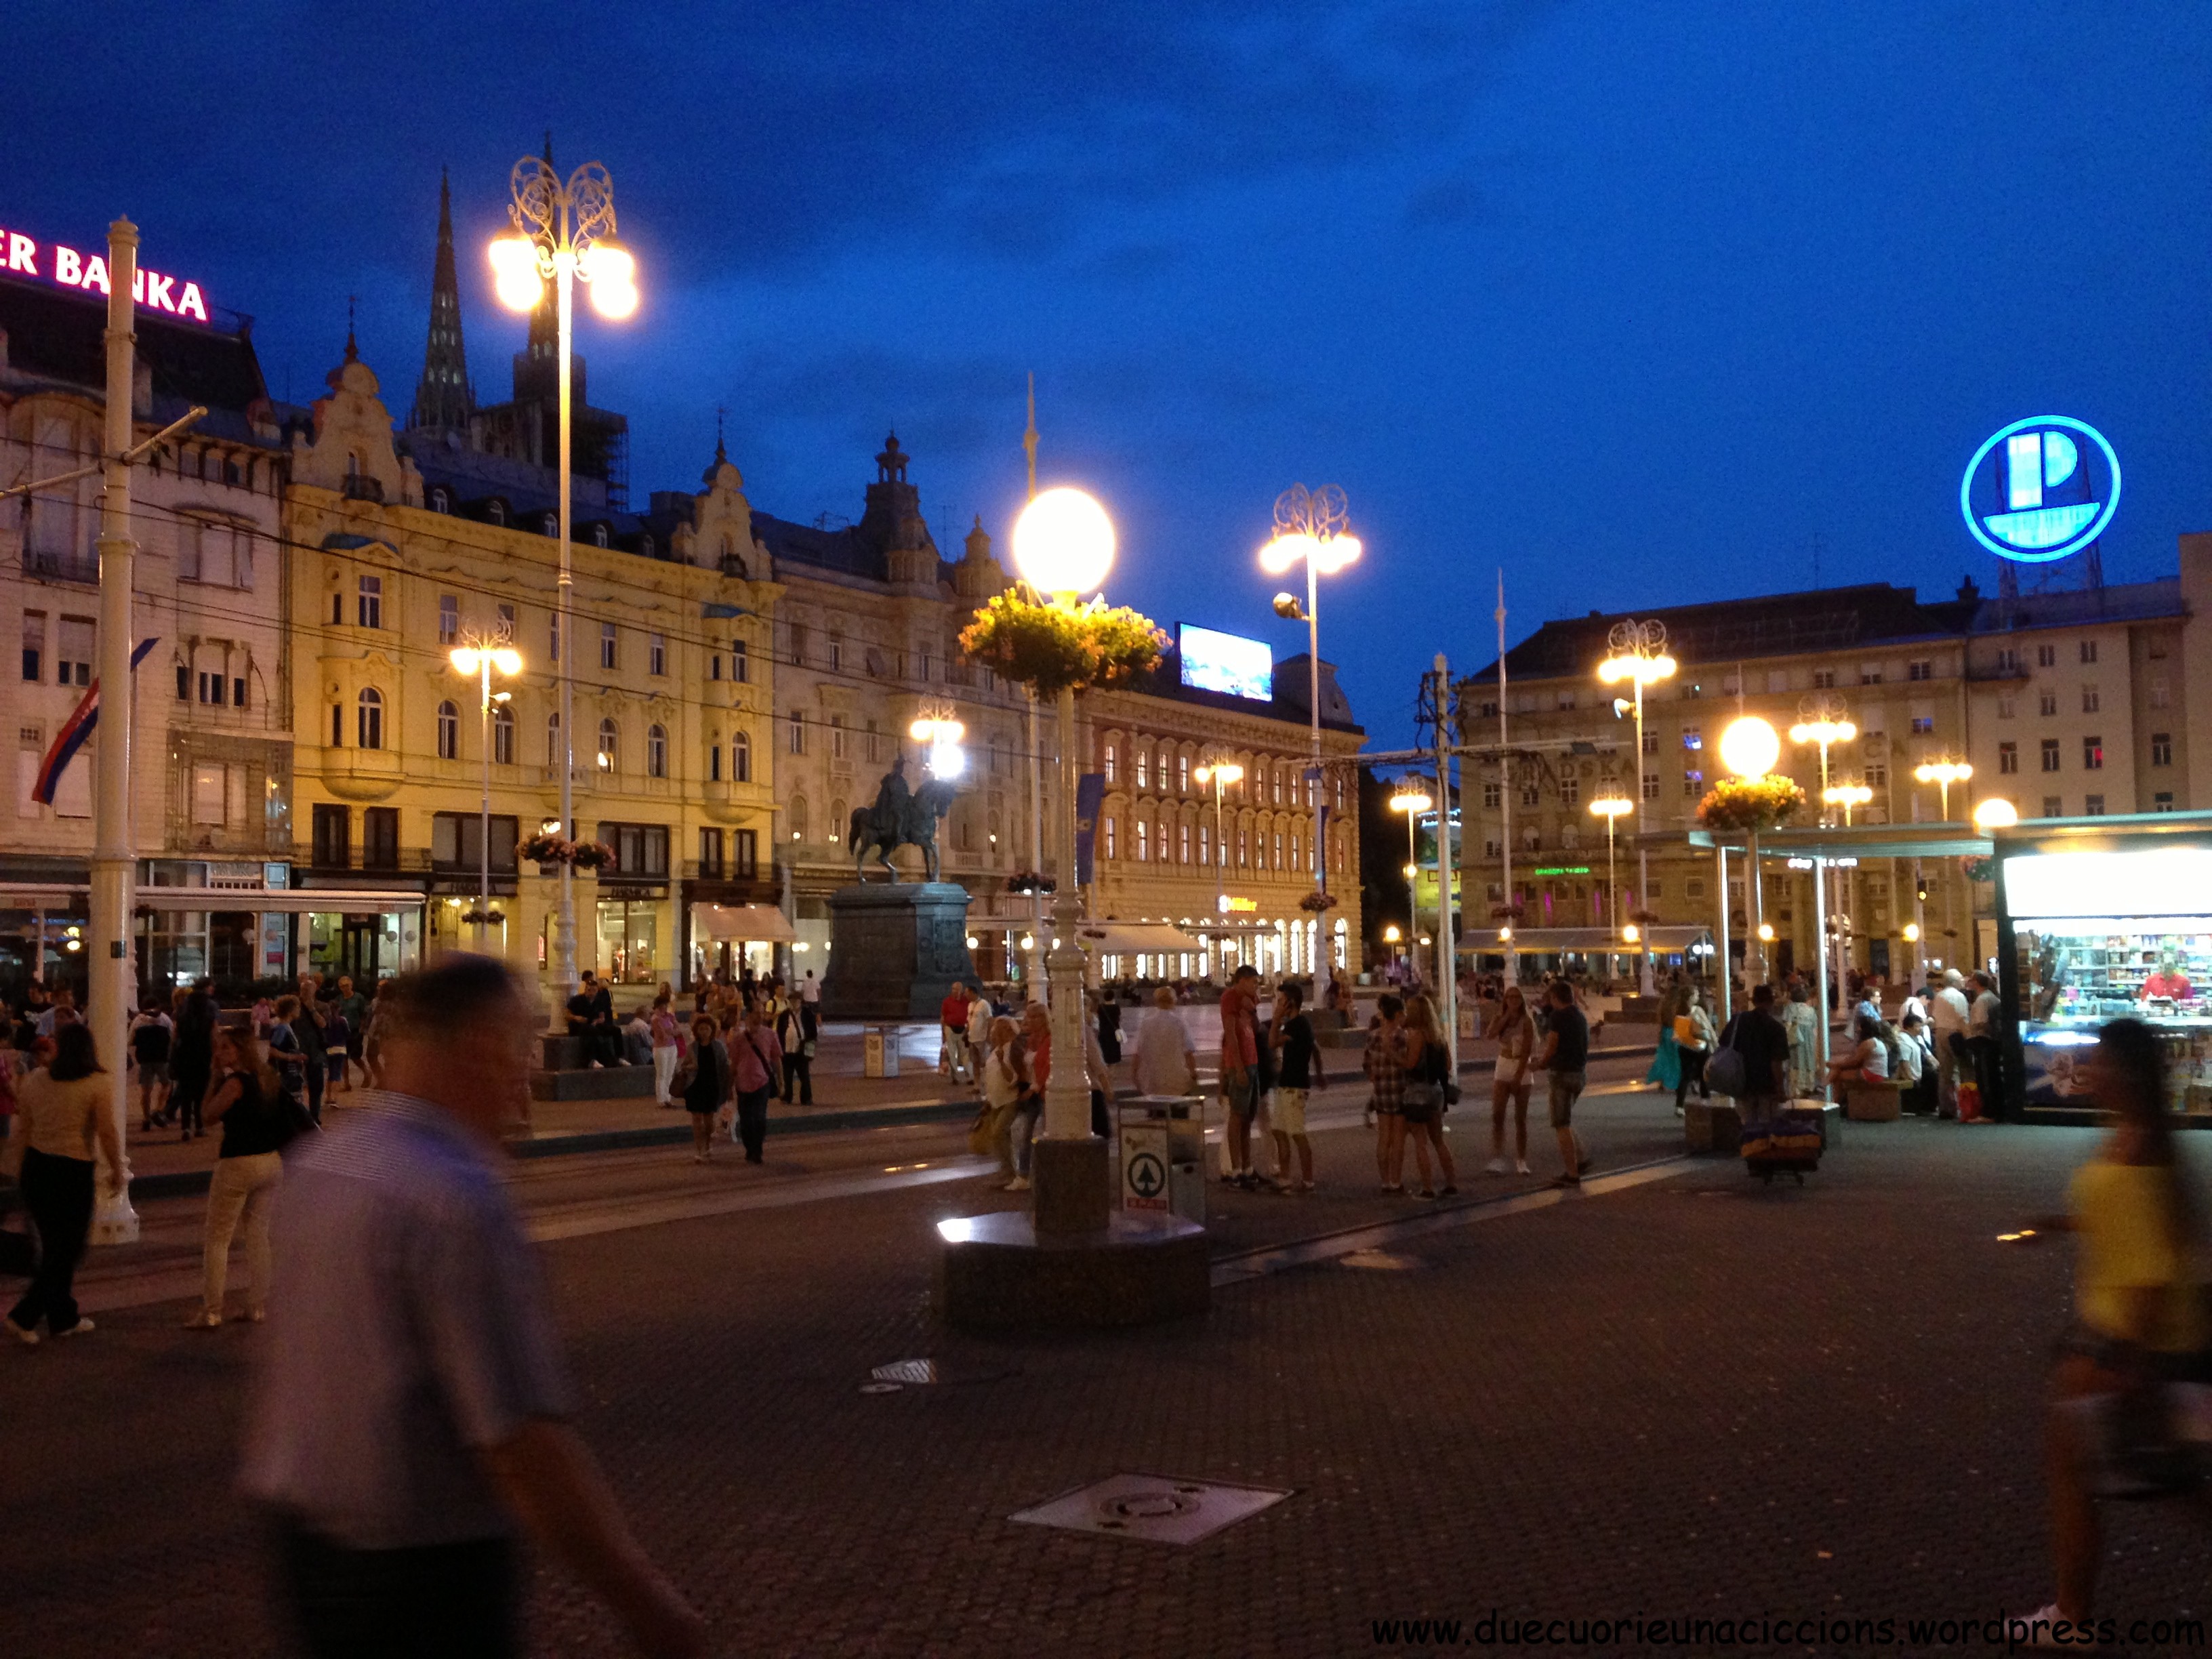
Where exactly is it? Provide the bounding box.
[283,342,779,991]
[1460,567,2204,984]
[1088,657,1366,981]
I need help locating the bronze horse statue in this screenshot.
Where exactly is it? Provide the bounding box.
[848,775,961,883]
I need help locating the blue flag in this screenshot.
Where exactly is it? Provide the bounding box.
[1073,772,1106,886]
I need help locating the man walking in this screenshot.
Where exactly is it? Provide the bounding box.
[1535,980,1593,1188]
[1718,982,1793,1121]
[240,955,705,1658]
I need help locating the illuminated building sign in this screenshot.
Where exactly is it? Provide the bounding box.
[1220,896,1259,914]
[0,222,211,323]
[1531,865,1591,876]
[1959,417,2118,563]
[1178,623,1272,701]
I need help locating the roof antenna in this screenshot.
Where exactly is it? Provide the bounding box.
[1022,372,1038,502]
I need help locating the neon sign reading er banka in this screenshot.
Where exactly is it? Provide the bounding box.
[0,224,210,323]
[1959,416,2118,564]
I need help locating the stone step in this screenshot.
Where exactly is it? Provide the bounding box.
[530,1063,657,1103]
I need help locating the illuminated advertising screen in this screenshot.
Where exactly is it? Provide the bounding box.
[1178,625,1272,701]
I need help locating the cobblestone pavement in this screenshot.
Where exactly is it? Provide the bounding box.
[11,1084,2209,1657]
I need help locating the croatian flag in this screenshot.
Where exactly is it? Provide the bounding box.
[33,636,159,806]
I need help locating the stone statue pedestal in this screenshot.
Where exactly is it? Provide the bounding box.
[821,882,975,1020]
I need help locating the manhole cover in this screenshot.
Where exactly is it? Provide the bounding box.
[1340,1250,1423,1271]
[857,1381,903,1395]
[1010,1474,1292,1544]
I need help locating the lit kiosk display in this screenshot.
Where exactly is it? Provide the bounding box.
[1996,816,2212,1115]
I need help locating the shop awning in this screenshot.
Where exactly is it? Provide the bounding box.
[1080,921,1203,955]
[1477,925,1713,955]
[692,902,796,943]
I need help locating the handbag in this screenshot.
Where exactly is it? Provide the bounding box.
[1705,1039,1747,1098]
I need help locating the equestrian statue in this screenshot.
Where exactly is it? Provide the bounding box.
[849,758,961,883]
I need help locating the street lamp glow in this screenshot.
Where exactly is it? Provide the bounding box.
[1622,924,1640,945]
[1194,762,1243,787]
[1719,716,1781,779]
[1010,486,1115,598]
[1903,922,1921,942]
[577,239,638,318]
[1589,794,1634,821]
[1916,758,1974,819]
[488,233,544,311]
[1388,790,1432,815]
[449,645,483,675]
[1382,924,1402,943]
[1757,922,1776,942]
[1596,651,1678,687]
[1789,716,1858,748]
[1973,796,2019,830]
[1823,782,1874,825]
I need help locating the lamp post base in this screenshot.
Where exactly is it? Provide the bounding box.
[1031,1134,1111,1235]
[936,1207,1208,1332]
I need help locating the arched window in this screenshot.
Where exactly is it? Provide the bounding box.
[546,712,562,769]
[541,513,558,537]
[429,487,450,514]
[647,723,667,779]
[487,500,506,527]
[829,798,846,845]
[356,687,384,750]
[789,795,808,843]
[493,705,514,765]
[436,699,459,760]
[597,716,619,773]
[592,523,609,548]
[733,731,752,783]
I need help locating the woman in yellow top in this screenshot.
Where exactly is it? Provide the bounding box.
[2028,1017,2208,1632]
[4,1023,124,1345]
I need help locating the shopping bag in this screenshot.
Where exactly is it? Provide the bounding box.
[1957,1080,1984,1122]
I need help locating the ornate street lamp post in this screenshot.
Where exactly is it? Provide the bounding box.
[450,637,524,949]
[1915,758,1973,823]
[1261,483,1361,985]
[1790,696,1858,823]
[1388,787,1431,960]
[489,151,638,1004]
[1718,716,1782,985]
[1596,619,1676,993]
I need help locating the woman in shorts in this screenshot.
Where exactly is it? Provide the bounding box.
[1486,984,1536,1175]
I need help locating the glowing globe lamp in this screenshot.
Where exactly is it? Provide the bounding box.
[1719,716,1782,779]
[1011,487,1115,599]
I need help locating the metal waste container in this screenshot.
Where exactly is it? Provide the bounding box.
[863,1025,900,1078]
[1118,1093,1206,1225]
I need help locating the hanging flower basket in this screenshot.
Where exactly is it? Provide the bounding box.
[1298,890,1338,914]
[957,586,1167,697]
[1961,855,1995,884]
[518,833,617,872]
[1006,871,1057,895]
[1694,775,1806,835]
[1630,907,1662,928]
[459,907,506,928]
[1489,902,1525,923]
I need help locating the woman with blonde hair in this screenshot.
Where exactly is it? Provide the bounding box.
[978,1016,1030,1189]
[1396,992,1458,1199]
[183,1023,291,1329]
[1485,983,1537,1175]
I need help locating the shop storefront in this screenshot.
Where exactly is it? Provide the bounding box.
[1995,814,2212,1117]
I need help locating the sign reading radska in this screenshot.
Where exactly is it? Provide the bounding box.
[0,222,211,323]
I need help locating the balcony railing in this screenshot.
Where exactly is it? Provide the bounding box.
[22,546,100,584]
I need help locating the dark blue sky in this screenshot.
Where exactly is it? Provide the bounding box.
[9,3,2210,746]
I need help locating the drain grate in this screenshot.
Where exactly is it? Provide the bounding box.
[872,1358,941,1385]
[1010,1474,1292,1544]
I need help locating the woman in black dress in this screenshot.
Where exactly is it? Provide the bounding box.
[682,1014,729,1164]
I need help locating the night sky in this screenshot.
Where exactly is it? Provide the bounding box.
[9,3,2211,747]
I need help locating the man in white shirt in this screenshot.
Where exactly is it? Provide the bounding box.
[1929,968,1973,1117]
[1131,986,1197,1099]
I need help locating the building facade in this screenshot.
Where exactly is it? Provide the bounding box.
[1460,565,2204,984]
[1087,654,1364,981]
[1,265,296,996]
[284,340,779,992]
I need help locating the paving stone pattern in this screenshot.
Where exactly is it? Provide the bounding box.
[7,1101,2212,1656]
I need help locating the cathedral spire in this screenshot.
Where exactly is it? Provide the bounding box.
[409,167,476,433]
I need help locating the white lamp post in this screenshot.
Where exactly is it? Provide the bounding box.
[1261,484,1360,985]
[1193,760,1243,977]
[489,152,638,1005]
[1719,714,1781,985]
[1388,788,1431,964]
[450,638,524,948]
[1010,486,1115,1229]
[1589,792,1633,983]
[1917,758,1973,823]
[1790,696,1857,824]
[1596,619,1676,992]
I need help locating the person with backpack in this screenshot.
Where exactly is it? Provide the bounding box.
[1713,982,1793,1120]
[184,1023,295,1329]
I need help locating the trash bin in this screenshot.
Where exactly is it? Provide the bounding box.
[863,1025,900,1079]
[1119,1094,1206,1225]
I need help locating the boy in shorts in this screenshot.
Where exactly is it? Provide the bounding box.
[1267,981,1326,1192]
[1536,979,1593,1187]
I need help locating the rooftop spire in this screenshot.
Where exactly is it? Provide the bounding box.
[344,293,359,363]
[409,167,476,432]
